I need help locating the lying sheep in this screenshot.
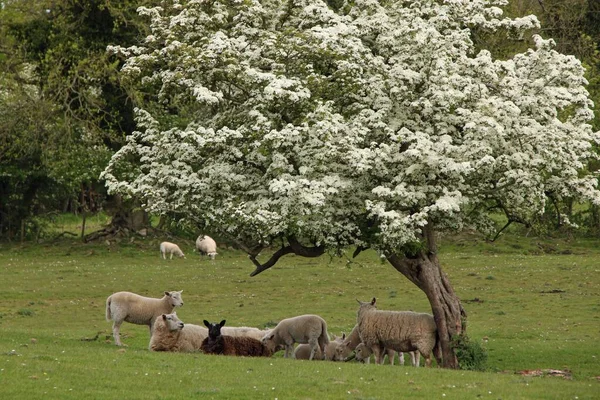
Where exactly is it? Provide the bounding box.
[106,290,184,346]
[261,314,329,360]
[195,235,218,260]
[150,312,207,352]
[356,298,440,367]
[160,241,185,259]
[201,320,272,357]
[295,334,345,361]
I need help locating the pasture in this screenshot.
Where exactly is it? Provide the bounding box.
[0,233,598,399]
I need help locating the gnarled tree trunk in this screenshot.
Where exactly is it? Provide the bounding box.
[387,251,466,368]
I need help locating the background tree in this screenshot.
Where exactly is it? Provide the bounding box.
[102,0,600,368]
[0,0,159,240]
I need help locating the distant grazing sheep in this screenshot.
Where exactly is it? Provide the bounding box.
[160,241,185,259]
[356,298,440,367]
[295,334,345,360]
[261,314,329,360]
[195,235,218,260]
[201,320,272,357]
[106,290,184,346]
[149,312,207,352]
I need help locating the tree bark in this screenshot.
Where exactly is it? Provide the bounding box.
[387,251,466,368]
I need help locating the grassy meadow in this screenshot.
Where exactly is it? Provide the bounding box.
[0,226,598,399]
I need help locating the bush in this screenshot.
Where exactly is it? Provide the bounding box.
[452,334,488,371]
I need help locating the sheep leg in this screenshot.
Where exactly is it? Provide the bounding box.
[421,350,432,367]
[373,346,385,365]
[284,344,294,358]
[308,338,319,361]
[398,351,405,366]
[169,252,173,260]
[411,351,420,367]
[112,321,123,346]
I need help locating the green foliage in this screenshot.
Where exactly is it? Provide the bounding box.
[453,334,488,371]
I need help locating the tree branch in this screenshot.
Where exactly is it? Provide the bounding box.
[248,236,326,277]
[288,236,326,257]
[249,245,294,277]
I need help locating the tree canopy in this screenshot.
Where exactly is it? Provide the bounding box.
[103,0,600,254]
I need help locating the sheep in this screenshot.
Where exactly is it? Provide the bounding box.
[106,290,184,346]
[261,314,329,360]
[149,312,207,352]
[160,241,185,259]
[294,334,345,361]
[333,325,413,365]
[201,320,272,357]
[195,235,218,260]
[356,298,441,367]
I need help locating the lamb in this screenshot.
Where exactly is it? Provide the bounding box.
[160,241,185,259]
[106,290,184,346]
[356,298,441,367]
[195,235,218,260]
[294,334,345,361]
[261,314,329,360]
[201,320,272,357]
[333,325,413,365]
[149,312,207,352]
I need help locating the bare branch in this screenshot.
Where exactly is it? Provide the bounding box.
[352,245,368,258]
[248,236,326,277]
[288,236,325,257]
[249,245,294,277]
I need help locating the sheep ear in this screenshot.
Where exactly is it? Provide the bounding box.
[165,291,171,297]
[356,298,361,305]
[203,320,211,328]
[219,320,226,327]
[371,297,376,305]
[179,290,183,294]
[162,314,167,321]
[342,333,346,340]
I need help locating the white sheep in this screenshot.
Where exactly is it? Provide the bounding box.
[105,290,184,346]
[195,235,218,260]
[149,312,207,352]
[294,334,345,361]
[261,314,329,360]
[356,298,440,367]
[160,241,186,259]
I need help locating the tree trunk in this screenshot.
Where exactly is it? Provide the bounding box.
[387,251,466,368]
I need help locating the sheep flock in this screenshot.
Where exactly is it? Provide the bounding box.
[104,236,442,366]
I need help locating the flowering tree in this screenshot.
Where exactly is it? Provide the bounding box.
[102,0,600,367]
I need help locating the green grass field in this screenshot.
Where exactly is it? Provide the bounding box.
[0,232,598,399]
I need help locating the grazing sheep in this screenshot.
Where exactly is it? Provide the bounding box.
[195,235,218,260]
[201,320,272,357]
[295,334,345,361]
[160,241,185,259]
[261,314,329,360]
[149,312,207,352]
[333,325,412,365]
[106,290,184,346]
[356,298,441,367]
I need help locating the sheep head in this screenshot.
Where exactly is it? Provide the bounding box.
[204,319,226,339]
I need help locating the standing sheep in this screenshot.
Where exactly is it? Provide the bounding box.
[106,290,184,346]
[150,312,207,352]
[261,314,329,360]
[160,241,186,259]
[294,334,345,361]
[201,320,272,357]
[195,235,218,260]
[333,325,413,365]
[356,298,441,367]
